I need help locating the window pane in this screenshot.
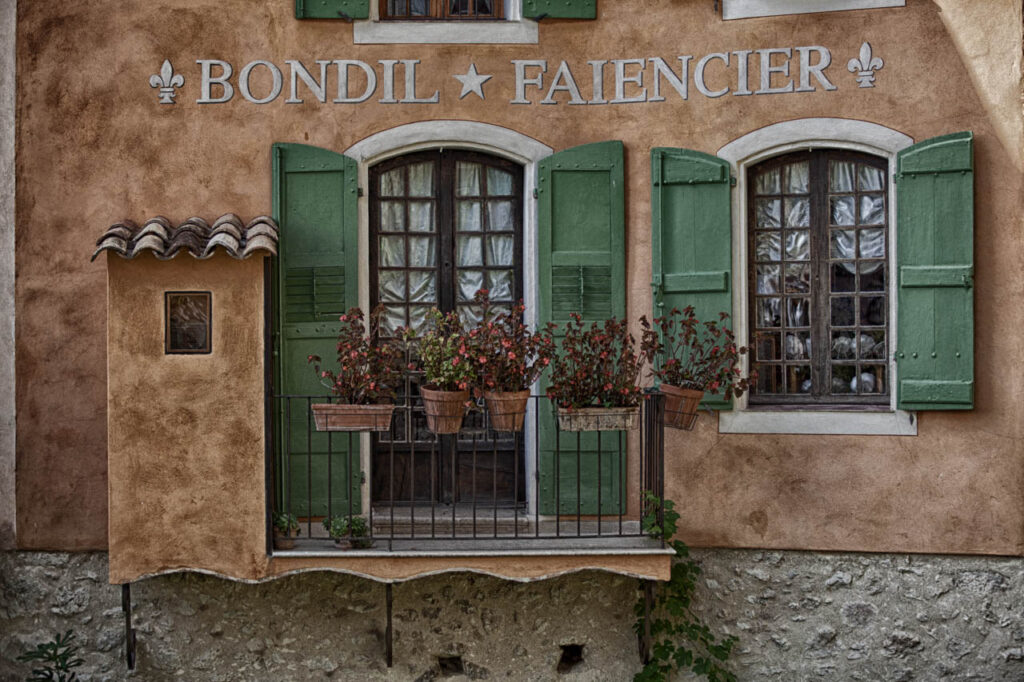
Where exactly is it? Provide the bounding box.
[830,230,855,259]
[756,232,781,261]
[830,196,855,226]
[457,270,484,302]
[831,262,856,292]
[784,197,809,227]
[408,163,433,197]
[411,0,429,16]
[380,168,404,196]
[784,264,810,294]
[831,365,855,394]
[829,161,855,192]
[408,201,435,232]
[859,194,885,225]
[487,167,513,195]
[755,168,780,195]
[860,330,886,359]
[487,235,514,267]
[756,332,780,360]
[381,305,406,335]
[858,165,885,191]
[408,236,436,267]
[756,199,782,228]
[859,229,885,258]
[784,162,809,194]
[379,271,406,302]
[487,270,513,301]
[381,202,405,231]
[457,236,483,266]
[831,297,855,326]
[859,366,885,393]
[380,236,405,267]
[755,264,779,294]
[785,230,810,260]
[860,296,886,326]
[457,162,481,196]
[408,271,437,304]
[757,297,781,328]
[788,365,812,394]
[409,305,432,333]
[787,298,809,327]
[458,201,482,231]
[859,261,885,291]
[488,200,514,230]
[785,332,810,360]
[458,304,483,328]
[755,364,783,394]
[831,332,856,360]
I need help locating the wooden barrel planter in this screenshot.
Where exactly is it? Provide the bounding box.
[660,384,704,431]
[311,403,395,432]
[420,387,469,434]
[483,390,530,432]
[556,406,640,432]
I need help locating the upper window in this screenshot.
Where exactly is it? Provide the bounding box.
[748,150,889,406]
[722,0,904,20]
[382,0,503,19]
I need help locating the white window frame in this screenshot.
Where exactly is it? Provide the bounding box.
[723,0,904,21]
[354,0,538,44]
[716,118,917,436]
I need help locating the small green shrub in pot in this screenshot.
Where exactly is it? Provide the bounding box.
[271,512,301,550]
[323,515,372,549]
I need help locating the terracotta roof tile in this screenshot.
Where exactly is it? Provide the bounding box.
[91,214,278,261]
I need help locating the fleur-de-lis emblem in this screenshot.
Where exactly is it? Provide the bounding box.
[847,42,884,88]
[149,60,184,104]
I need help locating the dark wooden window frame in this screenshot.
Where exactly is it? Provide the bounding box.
[380,0,505,20]
[747,149,890,407]
[164,291,212,355]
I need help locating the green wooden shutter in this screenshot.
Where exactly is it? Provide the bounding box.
[895,132,974,410]
[295,0,369,19]
[272,143,361,517]
[537,141,625,514]
[522,0,596,19]
[650,147,733,408]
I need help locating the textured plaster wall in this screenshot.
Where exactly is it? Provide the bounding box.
[0,0,15,550]
[4,549,1024,680]
[14,0,1024,555]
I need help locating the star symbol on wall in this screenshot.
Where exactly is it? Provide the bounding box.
[453,64,492,100]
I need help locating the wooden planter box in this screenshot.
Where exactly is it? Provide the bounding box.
[660,384,704,431]
[311,403,395,432]
[556,406,640,432]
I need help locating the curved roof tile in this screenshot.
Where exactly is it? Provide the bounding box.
[92,214,279,261]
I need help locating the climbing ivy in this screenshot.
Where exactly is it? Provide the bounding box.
[634,492,738,682]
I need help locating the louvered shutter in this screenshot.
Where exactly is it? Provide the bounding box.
[895,132,974,410]
[651,147,733,408]
[522,0,596,19]
[537,141,626,514]
[295,0,369,19]
[273,143,361,517]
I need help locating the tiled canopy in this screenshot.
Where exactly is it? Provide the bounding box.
[91,214,278,261]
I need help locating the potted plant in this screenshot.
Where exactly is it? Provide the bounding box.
[323,515,372,549]
[272,511,300,550]
[307,307,405,432]
[473,290,556,431]
[640,306,751,430]
[544,314,646,431]
[405,308,477,434]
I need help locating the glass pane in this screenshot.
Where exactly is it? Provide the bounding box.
[379,271,406,302]
[756,297,781,328]
[458,201,482,231]
[380,169,404,197]
[457,270,484,302]
[381,305,406,335]
[829,161,855,192]
[756,199,782,228]
[408,305,432,333]
[755,168,780,195]
[859,261,885,291]
[755,232,781,262]
[166,293,210,353]
[861,296,886,326]
[380,202,405,231]
[785,230,810,261]
[457,236,483,266]
[407,163,433,197]
[380,236,405,267]
[755,363,783,393]
[411,0,429,15]
[756,332,780,360]
[858,366,885,394]
[408,236,436,267]
[784,197,809,227]
[830,196,855,226]
[488,200,514,231]
[458,305,483,328]
[831,332,856,360]
[830,230,856,259]
[408,271,437,304]
[786,298,809,327]
[784,264,810,294]
[831,365,855,394]
[487,235,514,267]
[859,229,885,258]
[785,332,810,360]
[487,167,513,196]
[860,331,886,359]
[457,162,481,196]
[831,262,856,292]
[755,264,779,294]
[784,162,809,194]
[858,165,885,191]
[788,365,812,394]
[487,270,513,301]
[859,194,885,225]
[408,201,434,232]
[831,297,855,326]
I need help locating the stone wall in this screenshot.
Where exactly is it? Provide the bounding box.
[2,549,1023,681]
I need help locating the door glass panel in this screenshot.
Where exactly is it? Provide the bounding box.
[858,165,885,191]
[381,202,405,231]
[408,201,435,232]
[756,232,781,261]
[487,269,513,301]
[785,230,809,260]
[379,271,406,301]
[408,271,437,303]
[488,200,514,230]
[408,236,436,267]
[487,167,513,195]
[784,197,809,227]
[756,264,779,294]
[756,198,782,228]
[784,162,809,194]
[457,236,483,267]
[755,168,780,194]
[829,161,855,192]
[859,229,885,258]
[380,169,404,196]
[830,196,855,226]
[407,162,433,197]
[458,201,482,231]
[487,235,514,266]
[458,269,485,302]
[456,162,481,196]
[380,236,406,267]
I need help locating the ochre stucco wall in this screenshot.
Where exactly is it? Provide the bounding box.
[16,0,1024,560]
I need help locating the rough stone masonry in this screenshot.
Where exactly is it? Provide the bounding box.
[2,549,1023,681]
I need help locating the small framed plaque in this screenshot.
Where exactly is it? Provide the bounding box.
[165,291,212,354]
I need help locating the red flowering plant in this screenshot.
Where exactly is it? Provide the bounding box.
[544,314,648,409]
[473,290,557,392]
[639,306,752,400]
[307,307,405,404]
[404,307,478,391]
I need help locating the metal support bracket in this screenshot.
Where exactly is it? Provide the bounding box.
[385,583,394,667]
[122,584,136,670]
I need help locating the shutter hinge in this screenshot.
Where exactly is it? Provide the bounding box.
[533,188,539,199]
[357,187,364,197]
[730,175,737,187]
[337,10,354,21]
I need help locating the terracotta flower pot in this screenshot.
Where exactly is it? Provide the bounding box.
[311,403,395,432]
[556,406,640,432]
[660,384,704,431]
[483,390,530,432]
[420,387,469,434]
[273,529,298,550]
[334,536,373,549]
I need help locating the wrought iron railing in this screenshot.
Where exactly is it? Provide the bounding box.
[268,392,665,551]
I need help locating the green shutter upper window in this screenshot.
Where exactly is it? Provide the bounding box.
[295,0,369,19]
[896,131,974,410]
[522,0,596,19]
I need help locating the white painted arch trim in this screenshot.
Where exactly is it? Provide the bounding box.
[354,0,537,44]
[717,118,917,436]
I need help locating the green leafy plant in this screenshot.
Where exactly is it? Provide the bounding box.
[272,511,300,536]
[17,630,84,682]
[473,290,556,392]
[404,308,479,392]
[635,492,737,682]
[308,307,405,404]
[323,515,371,548]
